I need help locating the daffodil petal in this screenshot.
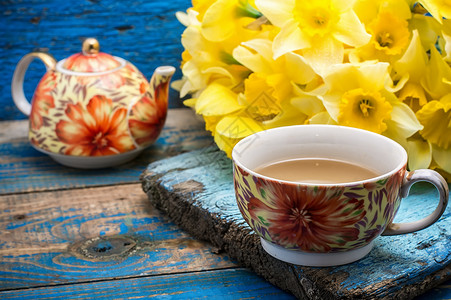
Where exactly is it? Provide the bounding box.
[182,60,206,91]
[422,47,451,99]
[291,96,324,117]
[273,19,310,59]
[242,39,274,62]
[394,30,427,82]
[308,111,337,125]
[195,83,243,116]
[216,115,263,139]
[320,94,340,121]
[255,0,294,27]
[213,132,236,158]
[331,0,355,12]
[432,145,451,173]
[233,39,274,74]
[175,11,190,27]
[302,37,344,75]
[386,72,409,93]
[416,96,451,149]
[182,26,203,55]
[407,138,432,171]
[418,0,450,23]
[202,66,237,86]
[284,52,316,84]
[180,80,195,98]
[201,0,238,42]
[263,103,307,128]
[390,102,424,138]
[443,19,451,61]
[333,10,371,47]
[171,79,184,92]
[323,64,359,92]
[183,98,197,108]
[323,62,389,93]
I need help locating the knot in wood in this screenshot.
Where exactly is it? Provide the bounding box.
[71,235,143,262]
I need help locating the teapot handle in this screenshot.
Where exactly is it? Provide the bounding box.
[11,52,56,116]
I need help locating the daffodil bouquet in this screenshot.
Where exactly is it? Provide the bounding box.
[172,0,451,181]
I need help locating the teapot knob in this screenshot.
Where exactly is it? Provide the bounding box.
[82,38,100,56]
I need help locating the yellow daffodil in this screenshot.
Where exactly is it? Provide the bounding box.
[338,88,392,133]
[255,0,370,73]
[418,0,451,23]
[174,9,258,98]
[175,0,451,181]
[321,63,422,138]
[354,11,410,63]
[353,0,412,25]
[241,73,284,121]
[233,38,318,121]
[416,95,451,173]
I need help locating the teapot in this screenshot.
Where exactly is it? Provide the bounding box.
[12,38,175,168]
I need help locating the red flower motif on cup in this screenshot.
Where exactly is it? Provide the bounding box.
[30,72,57,130]
[248,180,366,252]
[55,95,135,156]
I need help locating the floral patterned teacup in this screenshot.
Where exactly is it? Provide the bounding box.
[12,38,175,168]
[232,125,449,266]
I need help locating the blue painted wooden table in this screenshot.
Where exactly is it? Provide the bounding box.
[0,109,295,299]
[0,108,449,299]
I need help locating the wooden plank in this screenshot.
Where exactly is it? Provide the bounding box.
[0,268,295,299]
[1,0,188,121]
[141,146,451,300]
[0,183,237,290]
[0,108,213,195]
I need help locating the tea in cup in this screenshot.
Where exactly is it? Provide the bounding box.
[232,125,449,266]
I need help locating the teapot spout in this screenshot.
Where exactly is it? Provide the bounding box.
[151,66,176,109]
[154,66,176,79]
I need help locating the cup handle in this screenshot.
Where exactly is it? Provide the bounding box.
[382,169,449,236]
[11,52,56,116]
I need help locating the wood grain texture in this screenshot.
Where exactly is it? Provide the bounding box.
[1,0,189,121]
[0,268,295,299]
[0,183,238,290]
[141,146,451,300]
[0,108,213,195]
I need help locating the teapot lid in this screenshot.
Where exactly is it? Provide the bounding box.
[61,38,123,73]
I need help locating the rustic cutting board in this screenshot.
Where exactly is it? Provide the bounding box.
[141,146,451,299]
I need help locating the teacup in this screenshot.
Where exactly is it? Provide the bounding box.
[232,125,449,266]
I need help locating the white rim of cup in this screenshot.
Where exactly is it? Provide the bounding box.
[231,124,408,187]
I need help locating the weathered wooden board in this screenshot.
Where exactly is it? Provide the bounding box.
[0,108,213,195]
[0,183,239,290]
[1,0,189,121]
[141,146,451,300]
[0,268,295,299]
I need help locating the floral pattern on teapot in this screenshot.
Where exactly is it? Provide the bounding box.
[28,54,172,157]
